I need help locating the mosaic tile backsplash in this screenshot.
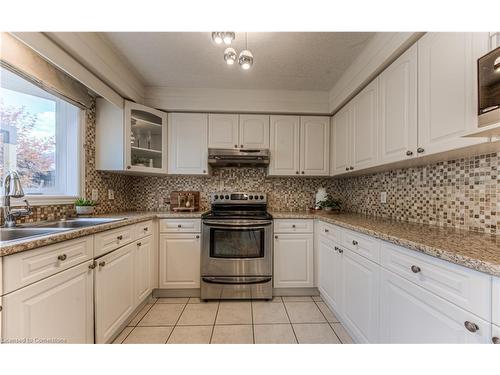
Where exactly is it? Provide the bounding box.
[3,96,498,234]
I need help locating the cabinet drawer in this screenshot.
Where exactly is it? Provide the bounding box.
[341,228,380,263]
[380,241,492,321]
[159,219,201,233]
[3,236,94,295]
[94,224,135,257]
[317,220,342,243]
[135,220,154,239]
[274,219,313,233]
[493,277,500,326]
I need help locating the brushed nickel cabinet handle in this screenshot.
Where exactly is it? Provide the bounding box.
[99,261,106,267]
[137,242,142,246]
[57,254,67,261]
[143,227,148,231]
[345,168,349,171]
[275,235,278,239]
[464,321,479,333]
[292,224,296,228]
[492,337,500,344]
[337,247,343,254]
[203,170,207,174]
[411,265,421,273]
[352,240,358,246]
[296,171,299,174]
[301,171,305,174]
[240,144,244,148]
[127,165,131,169]
[117,235,123,241]
[349,166,354,170]
[417,147,425,154]
[406,150,413,156]
[324,229,329,233]
[234,144,238,148]
[88,261,97,270]
[196,235,200,239]
[177,224,182,228]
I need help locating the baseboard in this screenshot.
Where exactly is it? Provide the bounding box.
[153,288,201,298]
[273,287,319,296]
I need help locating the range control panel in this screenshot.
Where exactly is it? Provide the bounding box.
[210,192,267,204]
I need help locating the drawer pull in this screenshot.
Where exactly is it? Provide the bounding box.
[137,242,142,246]
[324,229,329,233]
[143,227,148,231]
[117,235,123,241]
[411,265,421,274]
[275,235,278,239]
[57,254,67,261]
[196,235,200,239]
[178,224,182,228]
[352,240,358,246]
[334,246,343,254]
[88,261,97,270]
[492,337,500,344]
[292,224,296,228]
[464,321,479,333]
[99,261,106,267]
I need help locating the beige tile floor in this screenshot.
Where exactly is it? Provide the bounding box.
[113,296,354,344]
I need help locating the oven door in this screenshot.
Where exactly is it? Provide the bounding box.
[201,219,273,277]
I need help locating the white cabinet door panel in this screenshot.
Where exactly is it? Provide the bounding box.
[379,44,418,164]
[300,116,330,175]
[318,236,342,312]
[493,277,500,326]
[352,79,379,170]
[208,114,239,149]
[168,113,208,174]
[2,261,94,344]
[135,236,153,304]
[95,243,135,343]
[159,234,201,289]
[239,114,270,149]
[274,233,314,288]
[418,33,487,155]
[269,116,300,176]
[341,248,380,343]
[331,105,352,175]
[380,268,490,343]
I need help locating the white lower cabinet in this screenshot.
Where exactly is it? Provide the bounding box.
[274,233,314,288]
[317,236,342,312]
[94,242,135,343]
[159,233,201,289]
[380,268,491,343]
[493,277,500,326]
[2,261,94,344]
[134,236,153,303]
[341,248,380,343]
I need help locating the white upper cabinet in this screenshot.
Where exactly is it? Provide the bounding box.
[208,114,239,149]
[417,32,488,156]
[96,99,168,174]
[378,44,418,164]
[269,115,301,175]
[300,116,330,175]
[239,114,270,149]
[168,113,209,175]
[331,105,353,175]
[208,114,269,149]
[351,79,379,170]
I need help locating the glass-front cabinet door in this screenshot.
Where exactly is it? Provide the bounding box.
[125,100,167,174]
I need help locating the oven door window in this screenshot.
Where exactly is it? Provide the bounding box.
[210,227,265,258]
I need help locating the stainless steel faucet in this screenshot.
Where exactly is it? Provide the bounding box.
[3,171,32,227]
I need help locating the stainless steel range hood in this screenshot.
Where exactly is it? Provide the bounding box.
[208,148,270,167]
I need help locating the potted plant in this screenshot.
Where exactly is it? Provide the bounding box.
[75,198,96,215]
[318,194,342,212]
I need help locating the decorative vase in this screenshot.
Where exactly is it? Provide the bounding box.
[315,187,327,206]
[76,206,95,215]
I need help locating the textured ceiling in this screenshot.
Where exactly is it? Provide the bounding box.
[102,32,374,91]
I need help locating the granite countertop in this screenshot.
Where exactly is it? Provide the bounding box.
[271,211,500,277]
[0,211,205,257]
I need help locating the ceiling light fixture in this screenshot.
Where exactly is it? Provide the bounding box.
[211,32,223,44]
[224,47,237,65]
[238,33,254,70]
[223,32,235,45]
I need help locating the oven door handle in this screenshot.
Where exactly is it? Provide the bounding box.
[202,276,272,285]
[202,220,273,227]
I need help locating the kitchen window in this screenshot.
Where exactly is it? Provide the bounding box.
[0,67,82,202]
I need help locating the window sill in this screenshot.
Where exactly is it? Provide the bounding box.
[6,196,77,207]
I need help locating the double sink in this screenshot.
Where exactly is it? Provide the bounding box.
[0,217,127,243]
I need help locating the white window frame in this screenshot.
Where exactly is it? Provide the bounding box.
[1,68,84,206]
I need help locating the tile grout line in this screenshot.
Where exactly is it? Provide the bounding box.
[164,301,190,344]
[313,300,343,344]
[250,300,255,344]
[281,300,299,344]
[120,298,158,343]
[208,300,221,344]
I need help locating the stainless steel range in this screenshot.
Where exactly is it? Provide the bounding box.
[200,192,273,300]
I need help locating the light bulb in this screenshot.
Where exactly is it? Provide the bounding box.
[223,32,235,45]
[211,32,223,44]
[224,47,237,65]
[238,50,254,70]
